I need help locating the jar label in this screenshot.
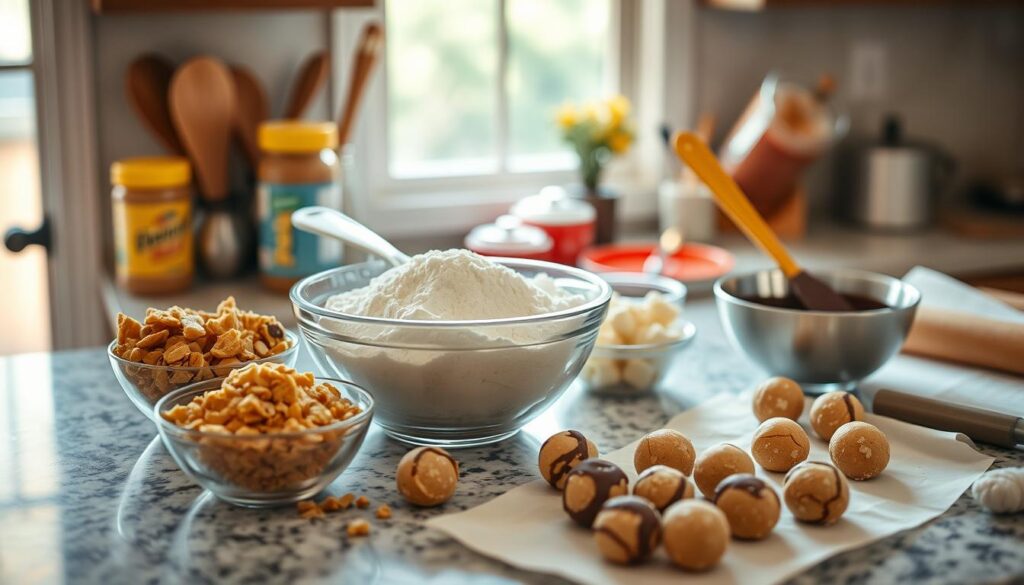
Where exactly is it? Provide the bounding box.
[113,199,192,279]
[257,182,342,278]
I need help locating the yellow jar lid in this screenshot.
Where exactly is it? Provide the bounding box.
[259,120,338,153]
[111,157,191,189]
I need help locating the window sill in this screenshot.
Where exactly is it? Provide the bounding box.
[357,172,659,239]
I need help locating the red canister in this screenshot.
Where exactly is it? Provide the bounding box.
[465,215,553,261]
[510,187,596,265]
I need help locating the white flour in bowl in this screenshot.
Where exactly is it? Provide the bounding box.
[313,250,597,438]
[326,249,582,322]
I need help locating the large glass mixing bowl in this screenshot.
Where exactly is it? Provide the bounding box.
[291,259,612,448]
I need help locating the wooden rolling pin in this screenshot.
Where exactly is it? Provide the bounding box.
[873,389,1024,448]
[902,306,1024,376]
[979,287,1024,311]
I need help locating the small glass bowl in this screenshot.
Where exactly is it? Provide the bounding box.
[599,272,687,304]
[109,330,300,422]
[581,273,695,395]
[580,321,696,395]
[154,377,374,507]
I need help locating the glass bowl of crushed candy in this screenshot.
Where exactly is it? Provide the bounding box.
[580,273,696,396]
[155,363,374,507]
[109,297,298,423]
[291,250,612,448]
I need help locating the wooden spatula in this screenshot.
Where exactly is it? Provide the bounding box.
[169,56,237,202]
[284,50,330,119]
[125,53,183,155]
[229,65,268,170]
[337,22,384,146]
[673,132,852,311]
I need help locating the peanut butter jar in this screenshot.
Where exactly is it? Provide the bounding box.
[111,157,193,295]
[257,121,340,293]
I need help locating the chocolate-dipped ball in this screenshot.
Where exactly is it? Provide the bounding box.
[396,447,459,507]
[633,429,696,475]
[593,496,662,564]
[713,474,781,540]
[563,459,629,528]
[829,421,890,480]
[538,430,599,490]
[751,417,811,472]
[783,461,850,525]
[752,377,804,422]
[810,391,865,441]
[693,443,756,499]
[633,465,694,512]
[663,500,730,571]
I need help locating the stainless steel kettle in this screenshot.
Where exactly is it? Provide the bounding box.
[849,115,954,230]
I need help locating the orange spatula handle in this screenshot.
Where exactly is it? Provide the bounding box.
[673,132,801,278]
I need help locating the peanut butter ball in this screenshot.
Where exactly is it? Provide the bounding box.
[783,461,850,525]
[751,417,811,472]
[633,429,696,475]
[538,430,599,490]
[593,496,662,565]
[396,447,459,507]
[810,391,864,441]
[713,474,780,540]
[693,443,755,499]
[752,377,805,422]
[829,421,890,480]
[563,459,629,528]
[633,465,694,512]
[663,500,730,571]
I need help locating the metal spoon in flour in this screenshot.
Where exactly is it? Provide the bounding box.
[291,206,410,267]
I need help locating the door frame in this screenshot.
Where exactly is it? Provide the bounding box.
[31,0,107,349]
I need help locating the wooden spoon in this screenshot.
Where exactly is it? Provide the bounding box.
[169,56,237,202]
[337,22,384,146]
[125,53,183,155]
[229,65,268,169]
[283,50,330,119]
[673,132,852,311]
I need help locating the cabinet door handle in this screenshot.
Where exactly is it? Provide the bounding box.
[4,216,52,253]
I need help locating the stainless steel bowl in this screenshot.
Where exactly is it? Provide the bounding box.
[714,269,920,391]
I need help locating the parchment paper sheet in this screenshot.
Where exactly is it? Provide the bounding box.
[428,394,993,585]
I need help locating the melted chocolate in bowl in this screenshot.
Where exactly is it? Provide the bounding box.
[739,293,888,312]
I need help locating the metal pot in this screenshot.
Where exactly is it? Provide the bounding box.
[849,115,955,231]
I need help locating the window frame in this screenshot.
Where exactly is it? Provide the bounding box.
[332,0,657,238]
[29,0,107,349]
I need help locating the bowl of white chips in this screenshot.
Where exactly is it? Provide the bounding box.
[579,273,696,395]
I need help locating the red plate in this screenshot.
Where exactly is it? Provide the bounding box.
[579,242,735,283]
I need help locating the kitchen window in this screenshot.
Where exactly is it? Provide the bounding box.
[334,0,644,237]
[385,0,612,179]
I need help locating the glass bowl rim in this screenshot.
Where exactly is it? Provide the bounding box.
[153,375,374,440]
[107,329,300,373]
[599,271,688,305]
[289,257,613,329]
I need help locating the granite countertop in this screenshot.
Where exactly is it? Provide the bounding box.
[2,301,1023,585]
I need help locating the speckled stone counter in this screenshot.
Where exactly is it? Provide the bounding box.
[2,301,1022,585]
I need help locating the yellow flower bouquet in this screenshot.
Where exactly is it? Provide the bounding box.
[556,95,634,192]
